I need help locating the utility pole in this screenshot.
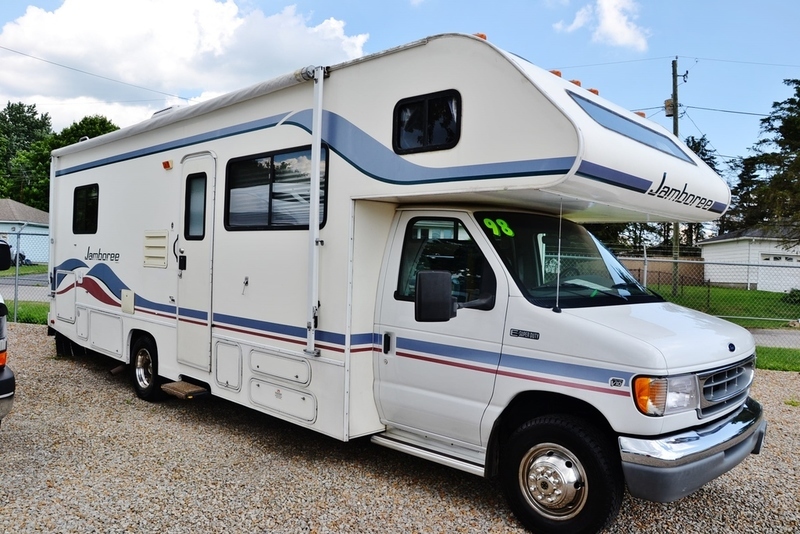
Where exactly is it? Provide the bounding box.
[671,58,681,297]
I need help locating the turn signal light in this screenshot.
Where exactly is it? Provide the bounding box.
[634,377,666,416]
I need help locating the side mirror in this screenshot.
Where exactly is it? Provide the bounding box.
[0,241,11,271]
[415,270,456,322]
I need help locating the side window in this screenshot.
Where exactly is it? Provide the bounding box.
[184,172,206,240]
[73,184,99,234]
[396,218,495,310]
[393,90,461,154]
[225,146,328,230]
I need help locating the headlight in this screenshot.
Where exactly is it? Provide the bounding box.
[633,374,699,416]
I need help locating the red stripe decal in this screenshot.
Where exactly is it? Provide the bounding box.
[395,350,630,398]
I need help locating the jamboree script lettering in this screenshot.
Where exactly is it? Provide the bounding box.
[646,172,717,211]
[85,246,120,262]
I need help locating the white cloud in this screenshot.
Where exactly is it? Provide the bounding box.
[552,0,649,52]
[0,1,369,130]
[553,5,593,33]
[592,0,649,51]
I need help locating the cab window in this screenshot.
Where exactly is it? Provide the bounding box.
[395,217,495,310]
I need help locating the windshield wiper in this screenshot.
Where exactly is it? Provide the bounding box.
[557,282,628,301]
[611,282,664,300]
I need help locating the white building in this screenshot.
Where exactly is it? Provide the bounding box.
[0,198,49,264]
[698,228,800,292]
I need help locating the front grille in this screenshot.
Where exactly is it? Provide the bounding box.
[697,355,755,418]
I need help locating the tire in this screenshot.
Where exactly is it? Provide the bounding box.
[130,336,163,401]
[500,415,623,534]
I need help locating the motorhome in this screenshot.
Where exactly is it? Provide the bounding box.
[48,33,766,533]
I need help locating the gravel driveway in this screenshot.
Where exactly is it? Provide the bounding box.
[1,323,798,533]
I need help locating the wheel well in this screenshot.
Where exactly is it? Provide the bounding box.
[485,391,617,478]
[127,329,156,363]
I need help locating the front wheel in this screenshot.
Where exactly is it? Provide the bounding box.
[500,415,623,534]
[130,336,163,401]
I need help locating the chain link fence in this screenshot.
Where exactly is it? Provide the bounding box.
[0,233,796,369]
[621,256,800,370]
[0,232,50,323]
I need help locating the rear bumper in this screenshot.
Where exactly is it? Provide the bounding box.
[619,397,766,502]
[0,365,14,421]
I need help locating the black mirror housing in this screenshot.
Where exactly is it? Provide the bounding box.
[415,270,456,322]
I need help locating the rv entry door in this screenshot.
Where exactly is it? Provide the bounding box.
[176,153,216,371]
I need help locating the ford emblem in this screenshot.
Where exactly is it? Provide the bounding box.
[728,343,735,352]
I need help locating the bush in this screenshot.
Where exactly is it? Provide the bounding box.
[781,288,800,305]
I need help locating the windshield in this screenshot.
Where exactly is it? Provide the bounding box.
[476,211,662,309]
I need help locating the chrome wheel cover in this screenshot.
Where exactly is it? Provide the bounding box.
[134,348,154,390]
[518,442,588,520]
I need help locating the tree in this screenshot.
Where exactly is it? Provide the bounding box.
[0,102,53,200]
[9,115,119,211]
[718,156,771,234]
[683,135,720,245]
[753,79,800,245]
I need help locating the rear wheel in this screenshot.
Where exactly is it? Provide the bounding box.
[130,336,163,401]
[500,415,623,534]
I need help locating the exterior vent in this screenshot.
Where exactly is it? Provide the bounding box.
[143,231,169,268]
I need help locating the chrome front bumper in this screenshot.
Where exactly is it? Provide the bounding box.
[619,397,766,502]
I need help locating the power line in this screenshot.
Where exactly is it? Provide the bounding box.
[552,55,674,70]
[684,105,769,117]
[680,56,800,69]
[0,44,190,101]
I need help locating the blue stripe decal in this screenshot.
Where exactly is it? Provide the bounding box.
[287,110,576,185]
[178,307,208,321]
[576,160,653,193]
[55,108,574,185]
[500,353,634,385]
[53,258,88,289]
[396,337,500,367]
[396,336,632,387]
[55,112,291,177]
[710,201,726,214]
[213,312,374,346]
[214,312,305,338]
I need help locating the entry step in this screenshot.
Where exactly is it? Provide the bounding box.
[161,381,209,399]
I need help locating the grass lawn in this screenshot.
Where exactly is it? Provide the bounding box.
[6,300,49,325]
[0,264,49,277]
[652,283,800,328]
[754,346,800,372]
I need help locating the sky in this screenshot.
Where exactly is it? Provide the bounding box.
[1,0,799,180]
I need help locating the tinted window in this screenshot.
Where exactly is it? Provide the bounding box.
[394,90,461,154]
[225,147,327,230]
[396,218,495,310]
[569,92,694,163]
[73,184,99,234]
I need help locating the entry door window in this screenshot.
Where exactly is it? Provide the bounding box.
[185,172,207,240]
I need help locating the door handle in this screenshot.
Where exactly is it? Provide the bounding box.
[382,333,392,354]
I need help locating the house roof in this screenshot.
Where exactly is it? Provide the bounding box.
[698,226,793,246]
[0,199,49,226]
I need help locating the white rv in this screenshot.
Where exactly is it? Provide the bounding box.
[48,34,766,534]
